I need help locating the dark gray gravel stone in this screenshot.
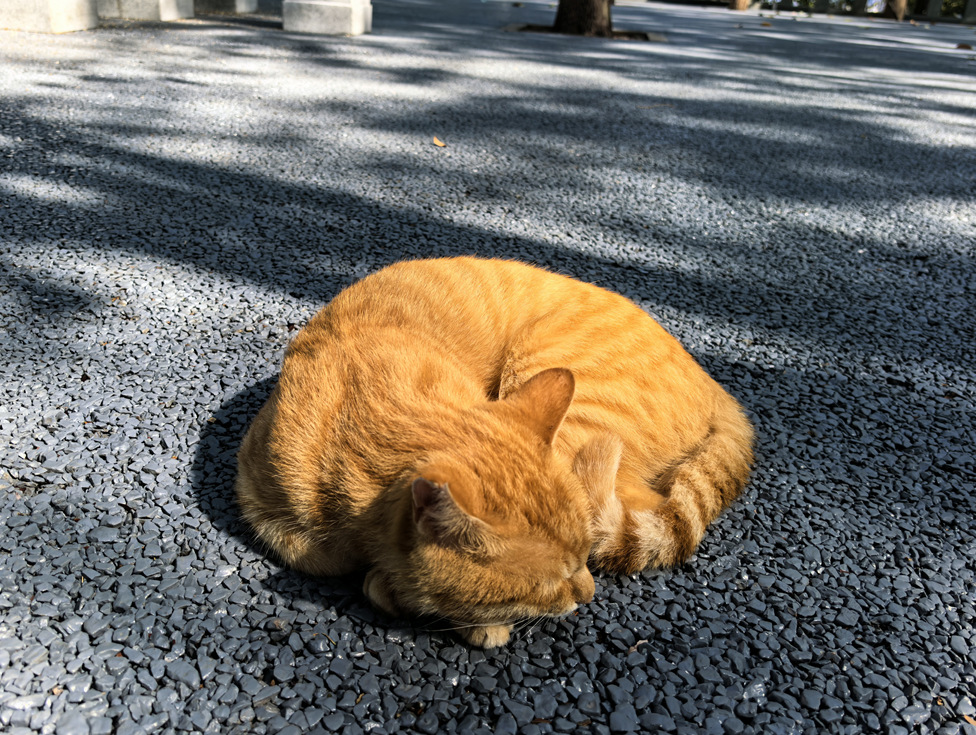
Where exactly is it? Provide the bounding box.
[55,711,90,735]
[642,712,677,731]
[950,636,968,657]
[503,699,535,726]
[322,713,345,731]
[609,703,640,732]
[495,713,518,735]
[415,711,440,734]
[578,692,602,714]
[166,661,201,690]
[534,692,558,719]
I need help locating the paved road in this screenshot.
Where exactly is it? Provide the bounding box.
[1,2,975,734]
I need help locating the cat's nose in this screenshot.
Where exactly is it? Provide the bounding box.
[572,568,595,604]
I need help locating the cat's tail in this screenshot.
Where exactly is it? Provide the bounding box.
[576,401,754,575]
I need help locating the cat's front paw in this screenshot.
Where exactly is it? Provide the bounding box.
[363,569,400,617]
[461,624,511,649]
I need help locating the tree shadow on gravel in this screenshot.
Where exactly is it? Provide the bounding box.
[0,258,100,319]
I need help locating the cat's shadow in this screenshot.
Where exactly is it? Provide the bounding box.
[190,377,380,620]
[190,375,275,549]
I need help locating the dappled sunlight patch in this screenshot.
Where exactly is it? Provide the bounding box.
[0,172,105,208]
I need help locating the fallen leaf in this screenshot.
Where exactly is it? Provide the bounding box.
[433,136,446,147]
[761,22,772,27]
[956,43,973,50]
[628,638,650,653]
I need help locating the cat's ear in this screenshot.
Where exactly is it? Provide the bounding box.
[506,368,575,445]
[412,477,488,550]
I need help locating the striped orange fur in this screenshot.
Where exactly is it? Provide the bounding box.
[236,257,754,647]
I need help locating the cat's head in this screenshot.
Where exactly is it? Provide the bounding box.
[379,369,596,646]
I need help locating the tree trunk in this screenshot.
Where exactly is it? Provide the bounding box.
[553,0,612,37]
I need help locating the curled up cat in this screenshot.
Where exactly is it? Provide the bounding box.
[236,257,754,648]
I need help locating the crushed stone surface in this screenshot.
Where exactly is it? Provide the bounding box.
[1,1,975,733]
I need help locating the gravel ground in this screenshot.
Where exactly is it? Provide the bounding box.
[2,1,975,733]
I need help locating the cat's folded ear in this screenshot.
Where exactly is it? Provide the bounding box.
[506,368,575,446]
[412,477,492,552]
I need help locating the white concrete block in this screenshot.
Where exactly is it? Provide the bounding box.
[283,0,372,35]
[195,0,258,13]
[0,0,99,33]
[98,0,193,20]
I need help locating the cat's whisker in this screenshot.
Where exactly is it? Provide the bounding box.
[510,615,546,645]
[423,616,517,635]
[427,609,553,642]
[513,621,534,643]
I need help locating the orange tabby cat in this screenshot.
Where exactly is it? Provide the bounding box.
[236,257,753,647]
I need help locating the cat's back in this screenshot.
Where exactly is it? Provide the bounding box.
[297,257,652,352]
[289,257,697,409]
[315,257,587,332]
